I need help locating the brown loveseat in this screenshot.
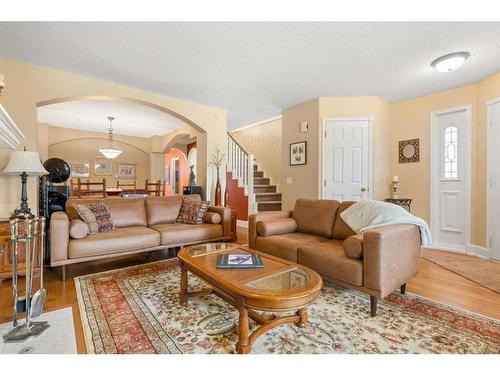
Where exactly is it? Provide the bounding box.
[50,195,232,278]
[248,199,421,316]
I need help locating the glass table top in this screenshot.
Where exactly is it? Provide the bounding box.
[188,242,239,256]
[246,268,309,291]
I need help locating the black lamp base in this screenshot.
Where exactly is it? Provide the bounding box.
[10,172,34,220]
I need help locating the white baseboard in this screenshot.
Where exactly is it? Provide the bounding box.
[465,244,489,258]
[237,219,248,228]
[425,244,490,258]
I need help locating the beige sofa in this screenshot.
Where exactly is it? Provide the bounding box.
[249,199,421,316]
[50,195,232,278]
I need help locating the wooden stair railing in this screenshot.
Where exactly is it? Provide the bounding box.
[227,132,255,214]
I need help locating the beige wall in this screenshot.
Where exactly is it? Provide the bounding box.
[281,99,320,210]
[391,71,500,247]
[0,57,227,219]
[231,117,282,190]
[47,126,151,188]
[281,97,392,210]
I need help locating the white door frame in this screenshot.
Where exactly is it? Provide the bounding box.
[319,116,374,200]
[170,157,180,195]
[430,105,472,252]
[486,97,500,259]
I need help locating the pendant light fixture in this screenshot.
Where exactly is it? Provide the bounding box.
[98,116,122,159]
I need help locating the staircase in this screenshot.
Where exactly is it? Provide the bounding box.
[227,132,283,215]
[253,164,282,211]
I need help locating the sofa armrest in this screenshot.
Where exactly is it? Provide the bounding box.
[50,211,70,264]
[363,224,421,298]
[208,206,232,237]
[248,211,292,249]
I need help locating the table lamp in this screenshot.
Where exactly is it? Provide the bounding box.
[1,149,49,219]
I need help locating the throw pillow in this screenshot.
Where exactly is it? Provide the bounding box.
[75,200,114,235]
[69,219,89,239]
[176,197,210,224]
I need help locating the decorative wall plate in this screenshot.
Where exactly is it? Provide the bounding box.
[399,139,420,163]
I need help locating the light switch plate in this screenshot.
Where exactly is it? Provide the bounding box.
[300,121,309,133]
[286,177,293,184]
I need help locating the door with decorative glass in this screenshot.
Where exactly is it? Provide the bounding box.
[430,106,471,251]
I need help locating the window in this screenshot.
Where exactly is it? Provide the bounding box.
[444,125,458,178]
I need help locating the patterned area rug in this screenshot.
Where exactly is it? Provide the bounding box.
[74,258,500,354]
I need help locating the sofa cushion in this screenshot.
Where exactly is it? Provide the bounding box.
[68,226,160,259]
[150,223,223,245]
[332,201,357,239]
[146,196,183,225]
[298,240,363,286]
[343,234,364,259]
[204,212,221,224]
[291,199,339,238]
[255,232,330,262]
[66,198,147,228]
[105,198,148,228]
[257,218,297,237]
[176,197,210,224]
[69,219,89,239]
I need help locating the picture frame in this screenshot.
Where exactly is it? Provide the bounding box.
[69,160,90,177]
[289,141,307,166]
[399,139,420,163]
[116,163,137,179]
[94,157,112,176]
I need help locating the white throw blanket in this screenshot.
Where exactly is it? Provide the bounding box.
[340,200,432,246]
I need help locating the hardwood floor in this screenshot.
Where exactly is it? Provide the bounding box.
[0,225,498,354]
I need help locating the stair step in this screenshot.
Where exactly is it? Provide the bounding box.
[253,170,264,178]
[254,185,277,193]
[254,177,270,185]
[258,201,282,211]
[255,192,282,202]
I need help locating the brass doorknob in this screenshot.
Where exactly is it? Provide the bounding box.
[361,187,367,192]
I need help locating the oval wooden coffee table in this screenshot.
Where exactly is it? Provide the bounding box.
[178,243,323,354]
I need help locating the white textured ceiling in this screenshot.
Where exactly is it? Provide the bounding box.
[37,99,185,138]
[2,22,500,129]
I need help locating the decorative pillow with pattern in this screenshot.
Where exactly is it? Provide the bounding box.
[75,201,114,235]
[176,197,210,225]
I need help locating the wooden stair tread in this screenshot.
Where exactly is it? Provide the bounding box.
[257,201,282,204]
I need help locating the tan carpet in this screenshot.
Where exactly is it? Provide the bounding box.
[422,255,500,294]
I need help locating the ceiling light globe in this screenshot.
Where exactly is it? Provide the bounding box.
[431,52,470,72]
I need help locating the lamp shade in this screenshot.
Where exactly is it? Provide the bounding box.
[1,150,49,176]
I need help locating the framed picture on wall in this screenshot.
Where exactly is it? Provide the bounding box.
[69,160,90,177]
[94,157,112,176]
[116,163,137,179]
[289,141,307,166]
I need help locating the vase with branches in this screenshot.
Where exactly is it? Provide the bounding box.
[209,148,225,206]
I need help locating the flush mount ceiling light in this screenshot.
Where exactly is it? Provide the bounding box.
[98,116,122,159]
[431,52,470,72]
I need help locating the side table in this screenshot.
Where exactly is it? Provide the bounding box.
[385,198,412,212]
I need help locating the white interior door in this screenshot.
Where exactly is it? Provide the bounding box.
[323,118,371,201]
[430,106,471,251]
[487,99,500,260]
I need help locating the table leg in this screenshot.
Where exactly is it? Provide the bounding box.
[180,264,188,306]
[236,298,251,354]
[295,308,308,328]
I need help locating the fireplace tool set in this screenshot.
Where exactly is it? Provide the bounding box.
[2,216,49,342]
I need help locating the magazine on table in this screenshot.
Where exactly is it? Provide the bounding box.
[216,253,264,269]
